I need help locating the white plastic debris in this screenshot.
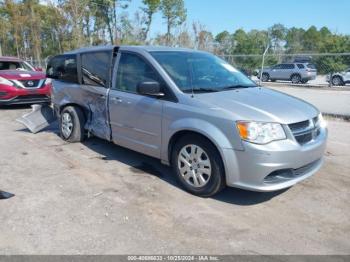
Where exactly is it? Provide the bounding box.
[16,104,56,133]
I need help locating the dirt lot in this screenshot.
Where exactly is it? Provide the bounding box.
[0,106,349,255]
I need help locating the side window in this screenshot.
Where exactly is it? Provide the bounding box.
[297,64,305,69]
[46,55,78,83]
[81,52,110,87]
[114,53,160,93]
[0,61,20,70]
[273,64,282,69]
[281,64,294,69]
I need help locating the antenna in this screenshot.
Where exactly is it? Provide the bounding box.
[189,55,194,98]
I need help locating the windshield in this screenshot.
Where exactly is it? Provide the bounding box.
[151,51,257,92]
[0,60,35,71]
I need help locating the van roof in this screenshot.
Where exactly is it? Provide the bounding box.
[64,45,201,55]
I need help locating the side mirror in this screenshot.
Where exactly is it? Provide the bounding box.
[137,81,164,97]
[35,67,43,72]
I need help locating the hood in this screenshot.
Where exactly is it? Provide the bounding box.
[0,70,46,80]
[193,87,319,124]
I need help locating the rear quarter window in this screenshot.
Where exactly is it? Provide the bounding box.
[46,55,78,83]
[297,64,305,69]
[307,64,316,69]
[81,51,111,87]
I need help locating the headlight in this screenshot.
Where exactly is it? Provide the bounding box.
[0,76,14,86]
[316,113,327,128]
[44,78,52,85]
[236,121,286,144]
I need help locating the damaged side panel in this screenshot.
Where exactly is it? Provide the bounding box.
[18,46,118,138]
[52,81,111,141]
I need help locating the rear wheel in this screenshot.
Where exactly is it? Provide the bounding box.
[60,106,86,142]
[332,76,344,86]
[261,73,270,82]
[301,79,308,84]
[171,135,225,197]
[291,74,301,84]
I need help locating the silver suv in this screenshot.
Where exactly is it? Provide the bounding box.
[47,46,327,196]
[260,63,317,84]
[327,68,350,86]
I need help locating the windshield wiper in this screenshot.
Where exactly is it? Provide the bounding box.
[222,85,257,90]
[183,88,219,93]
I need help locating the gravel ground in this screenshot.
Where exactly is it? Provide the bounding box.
[0,106,349,255]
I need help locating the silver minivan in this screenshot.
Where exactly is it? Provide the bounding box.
[260,63,317,84]
[47,46,327,196]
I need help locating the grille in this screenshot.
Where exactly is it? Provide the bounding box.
[295,132,313,144]
[288,118,320,145]
[289,120,310,133]
[264,159,321,183]
[18,80,41,88]
[17,95,49,100]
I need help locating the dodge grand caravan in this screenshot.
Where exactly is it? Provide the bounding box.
[47,46,327,196]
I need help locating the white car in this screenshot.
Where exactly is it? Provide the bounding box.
[327,68,350,86]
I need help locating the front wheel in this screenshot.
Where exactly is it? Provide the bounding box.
[332,76,344,86]
[171,135,225,197]
[60,106,86,142]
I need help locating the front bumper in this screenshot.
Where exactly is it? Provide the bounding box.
[0,84,51,105]
[222,127,327,192]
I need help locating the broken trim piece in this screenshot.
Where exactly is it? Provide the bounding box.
[16,104,56,133]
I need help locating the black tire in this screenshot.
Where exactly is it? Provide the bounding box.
[261,73,270,82]
[171,134,225,197]
[332,76,344,86]
[291,74,301,84]
[301,79,308,84]
[60,106,86,142]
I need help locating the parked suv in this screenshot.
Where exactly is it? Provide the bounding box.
[259,63,317,84]
[327,68,350,86]
[0,56,51,105]
[47,46,327,196]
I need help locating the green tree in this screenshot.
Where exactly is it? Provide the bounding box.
[215,31,232,55]
[268,23,287,52]
[160,0,186,45]
[285,27,305,53]
[141,0,161,41]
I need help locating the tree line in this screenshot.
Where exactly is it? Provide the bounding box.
[0,0,349,73]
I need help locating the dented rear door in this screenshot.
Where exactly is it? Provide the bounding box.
[79,50,114,140]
